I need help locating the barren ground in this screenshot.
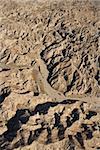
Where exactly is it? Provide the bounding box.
[0,0,100,150]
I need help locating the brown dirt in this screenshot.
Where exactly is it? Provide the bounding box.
[0,0,100,150]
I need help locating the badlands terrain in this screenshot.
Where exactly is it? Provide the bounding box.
[0,0,100,150]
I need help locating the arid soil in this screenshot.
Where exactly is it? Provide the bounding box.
[0,0,100,150]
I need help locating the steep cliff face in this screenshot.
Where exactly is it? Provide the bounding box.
[0,0,100,150]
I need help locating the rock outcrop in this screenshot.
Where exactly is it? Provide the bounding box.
[0,97,100,150]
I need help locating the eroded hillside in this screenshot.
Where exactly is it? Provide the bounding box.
[0,0,100,150]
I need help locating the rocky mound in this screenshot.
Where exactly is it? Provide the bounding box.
[0,97,100,150]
